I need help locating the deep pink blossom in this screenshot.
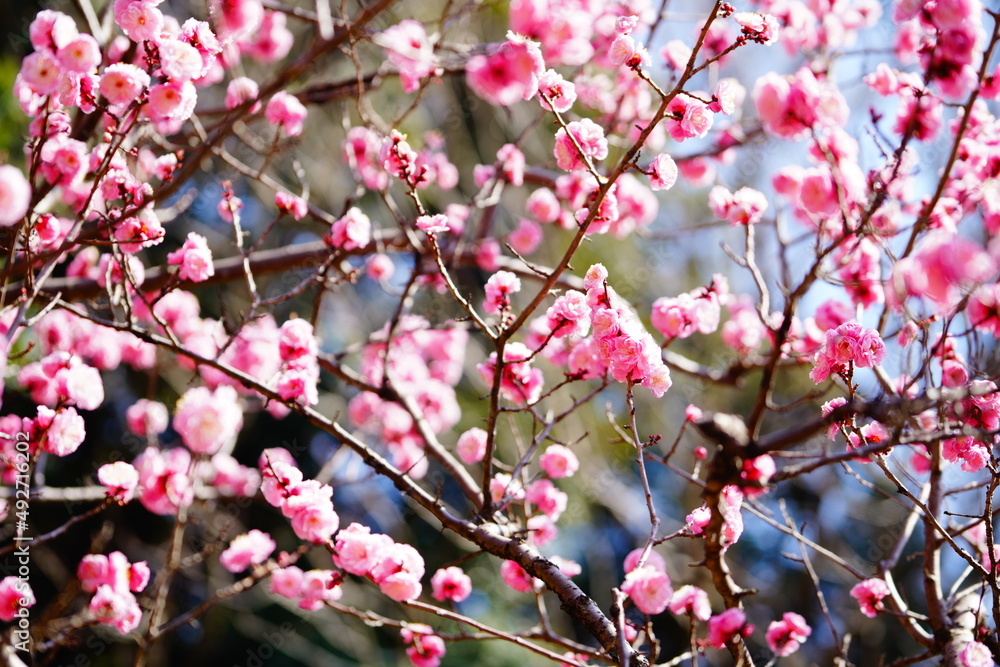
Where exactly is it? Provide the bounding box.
[850,578,891,617]
[401,624,446,667]
[765,612,811,656]
[811,323,886,384]
[500,560,535,592]
[0,576,34,622]
[706,608,751,648]
[265,91,307,136]
[466,32,544,106]
[275,191,307,219]
[430,566,472,603]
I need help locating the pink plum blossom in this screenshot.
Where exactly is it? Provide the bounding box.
[706,608,751,648]
[145,80,196,123]
[668,585,711,620]
[850,578,891,617]
[21,51,63,95]
[430,566,472,603]
[56,34,100,73]
[134,447,194,515]
[401,624,446,667]
[537,69,576,112]
[265,91,307,136]
[0,576,34,622]
[298,569,343,610]
[125,399,168,436]
[415,214,449,235]
[508,218,542,255]
[173,385,243,455]
[0,165,31,226]
[647,154,678,191]
[37,406,86,456]
[371,542,424,601]
[167,232,214,282]
[333,522,393,576]
[466,32,544,106]
[219,530,277,572]
[98,462,139,503]
[765,612,811,656]
[457,427,487,464]
[269,566,304,599]
[115,0,164,42]
[539,444,579,478]
[500,559,535,592]
[554,119,608,171]
[376,20,437,93]
[225,77,260,112]
[327,207,372,250]
[708,186,769,225]
[958,642,993,667]
[275,191,307,219]
[483,271,521,315]
[621,565,672,616]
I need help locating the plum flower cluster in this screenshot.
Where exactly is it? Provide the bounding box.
[269,566,343,611]
[686,485,745,550]
[220,530,276,573]
[349,316,466,477]
[130,444,259,515]
[77,551,149,634]
[651,276,727,341]
[401,624,446,667]
[809,322,886,384]
[584,264,673,397]
[2,0,999,664]
[334,523,425,602]
[261,448,340,544]
[274,319,320,406]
